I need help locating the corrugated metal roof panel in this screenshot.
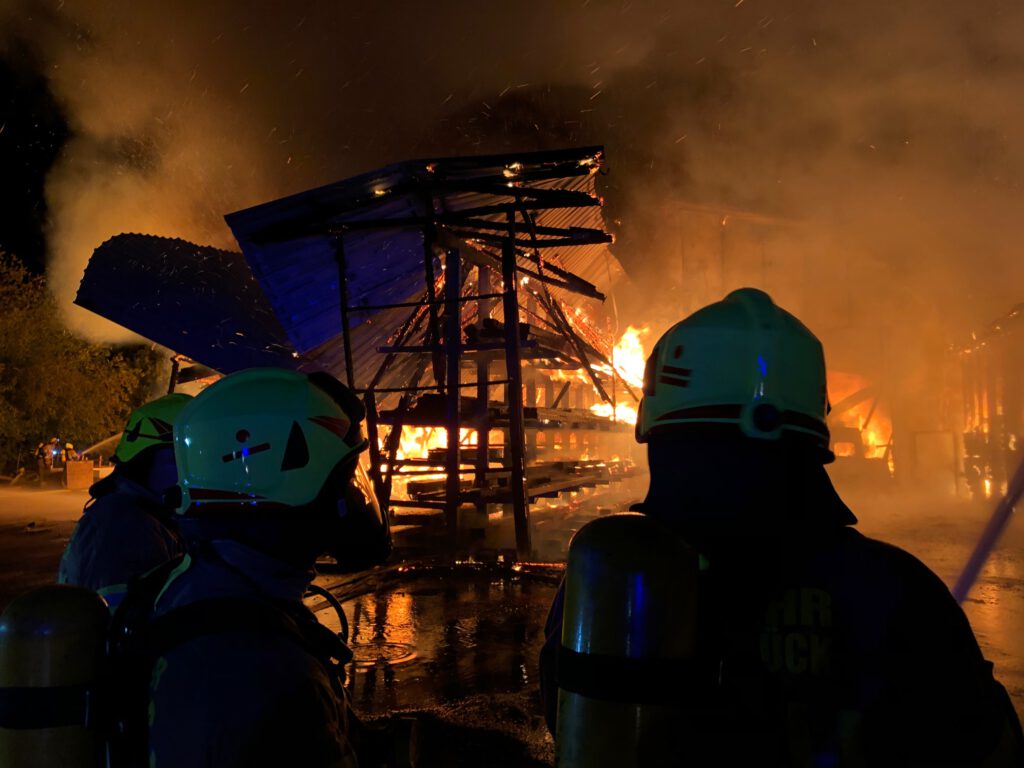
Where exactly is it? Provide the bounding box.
[75,234,299,373]
[224,146,625,391]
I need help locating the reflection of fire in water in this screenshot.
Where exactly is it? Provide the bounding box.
[827,371,893,464]
[347,590,418,669]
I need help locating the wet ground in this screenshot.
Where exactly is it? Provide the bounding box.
[325,564,560,718]
[1,483,1022,764]
[313,563,561,765]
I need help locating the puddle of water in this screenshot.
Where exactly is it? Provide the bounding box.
[313,564,561,717]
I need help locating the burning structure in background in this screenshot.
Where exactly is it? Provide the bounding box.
[76,147,650,560]
[960,304,1024,500]
[4,0,1024,499]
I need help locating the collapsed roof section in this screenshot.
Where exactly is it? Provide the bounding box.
[76,146,626,389]
[224,145,624,393]
[75,146,632,558]
[76,234,298,372]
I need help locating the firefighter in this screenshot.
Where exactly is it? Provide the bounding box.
[540,288,1024,766]
[35,437,59,484]
[57,394,191,597]
[135,368,391,768]
[34,441,48,483]
[62,442,79,462]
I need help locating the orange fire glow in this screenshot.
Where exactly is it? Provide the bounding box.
[388,425,505,461]
[590,401,639,424]
[588,325,649,424]
[382,426,505,499]
[547,325,649,425]
[609,325,648,389]
[826,371,893,462]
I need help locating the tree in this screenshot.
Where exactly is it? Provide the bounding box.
[0,253,160,472]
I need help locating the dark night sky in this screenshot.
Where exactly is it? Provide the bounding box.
[0,40,66,274]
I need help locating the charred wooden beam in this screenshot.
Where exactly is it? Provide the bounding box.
[332,234,357,390]
[502,213,532,559]
[444,248,463,547]
[550,381,572,409]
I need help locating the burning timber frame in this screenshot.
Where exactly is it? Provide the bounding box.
[320,149,636,559]
[76,146,637,560]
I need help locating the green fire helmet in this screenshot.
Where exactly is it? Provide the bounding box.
[173,368,369,514]
[635,288,831,455]
[113,393,193,465]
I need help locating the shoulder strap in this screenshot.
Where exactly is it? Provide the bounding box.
[108,555,187,649]
[142,597,353,672]
[107,563,351,768]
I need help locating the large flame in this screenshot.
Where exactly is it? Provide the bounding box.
[608,325,648,389]
[590,401,639,424]
[383,426,504,500]
[547,325,650,425]
[826,371,893,462]
[590,325,649,424]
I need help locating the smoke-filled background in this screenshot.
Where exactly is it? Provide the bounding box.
[2,0,1023,425]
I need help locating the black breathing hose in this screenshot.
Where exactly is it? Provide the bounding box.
[306,583,350,644]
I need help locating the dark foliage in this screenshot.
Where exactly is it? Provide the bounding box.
[0,253,160,472]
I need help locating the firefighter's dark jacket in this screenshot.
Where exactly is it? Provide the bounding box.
[58,472,184,594]
[540,489,1024,766]
[145,539,356,768]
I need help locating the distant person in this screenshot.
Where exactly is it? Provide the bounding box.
[114,369,391,767]
[35,437,58,484]
[540,288,1023,766]
[58,394,192,599]
[61,442,80,463]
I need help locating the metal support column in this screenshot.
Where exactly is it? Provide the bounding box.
[501,216,532,559]
[444,248,463,546]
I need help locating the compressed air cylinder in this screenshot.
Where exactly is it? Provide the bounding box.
[555,512,699,767]
[0,585,109,768]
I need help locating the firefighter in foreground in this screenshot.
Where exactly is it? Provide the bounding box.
[134,368,391,767]
[541,288,1024,766]
[58,394,191,596]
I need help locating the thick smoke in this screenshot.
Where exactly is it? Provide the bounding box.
[1,0,1022,422]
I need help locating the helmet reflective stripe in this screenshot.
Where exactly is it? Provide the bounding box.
[174,368,368,514]
[114,394,193,465]
[636,288,830,451]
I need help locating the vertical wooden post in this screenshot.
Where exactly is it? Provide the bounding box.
[992,338,1008,493]
[364,390,385,505]
[444,248,463,547]
[333,232,357,391]
[423,226,444,388]
[502,215,532,560]
[525,369,538,462]
[475,266,495,521]
[167,356,181,395]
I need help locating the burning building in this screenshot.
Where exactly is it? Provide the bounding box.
[76,146,647,560]
[960,303,1024,500]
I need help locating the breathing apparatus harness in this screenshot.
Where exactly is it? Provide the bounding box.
[104,553,353,766]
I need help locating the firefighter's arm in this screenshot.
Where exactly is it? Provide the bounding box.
[867,550,1023,766]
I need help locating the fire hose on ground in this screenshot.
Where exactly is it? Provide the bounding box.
[952,458,1024,605]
